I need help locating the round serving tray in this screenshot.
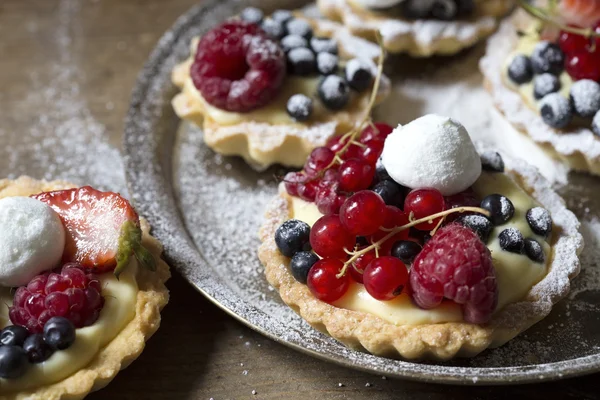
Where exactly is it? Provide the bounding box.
[123,0,600,385]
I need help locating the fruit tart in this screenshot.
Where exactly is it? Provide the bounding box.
[0,176,169,399]
[481,0,600,175]
[317,0,514,57]
[258,114,583,360]
[171,7,391,171]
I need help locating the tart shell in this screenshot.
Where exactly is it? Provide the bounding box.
[258,161,583,360]
[0,176,170,400]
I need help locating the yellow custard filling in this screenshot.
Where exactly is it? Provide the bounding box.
[0,265,138,392]
[291,172,551,325]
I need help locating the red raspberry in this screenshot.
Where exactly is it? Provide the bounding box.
[191,20,286,112]
[409,223,498,324]
[9,264,105,333]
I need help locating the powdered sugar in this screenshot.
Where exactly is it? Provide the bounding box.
[570,80,600,118]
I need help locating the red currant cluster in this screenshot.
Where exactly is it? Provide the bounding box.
[559,21,600,82]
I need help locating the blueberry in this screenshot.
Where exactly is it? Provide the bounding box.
[524,238,545,263]
[310,37,338,55]
[43,317,76,350]
[526,207,552,238]
[286,19,313,39]
[456,0,475,16]
[430,0,458,20]
[290,251,319,284]
[240,7,264,24]
[318,75,350,111]
[316,52,339,75]
[261,19,286,40]
[533,73,561,100]
[375,159,391,181]
[372,180,405,208]
[272,9,294,24]
[287,47,316,76]
[0,325,29,347]
[456,214,494,242]
[281,35,308,53]
[391,241,422,264]
[593,110,600,137]
[275,219,311,257]
[345,59,373,91]
[401,0,434,19]
[480,194,515,225]
[499,228,524,253]
[480,151,505,173]
[507,54,534,85]
[570,79,600,118]
[286,94,313,122]
[23,334,53,363]
[0,346,28,379]
[531,41,565,75]
[540,93,573,129]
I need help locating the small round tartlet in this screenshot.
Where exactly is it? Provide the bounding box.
[0,176,170,400]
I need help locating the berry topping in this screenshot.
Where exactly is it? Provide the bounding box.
[240,7,264,24]
[559,26,591,55]
[456,0,475,15]
[33,186,155,275]
[310,215,355,259]
[375,159,391,182]
[391,240,422,264]
[498,228,524,253]
[316,52,339,75]
[286,19,313,39]
[526,207,553,237]
[280,35,308,53]
[315,180,346,215]
[508,55,534,84]
[310,37,339,54]
[570,79,600,118]
[191,21,286,113]
[480,151,505,173]
[275,219,311,257]
[286,94,313,122]
[361,122,394,142]
[371,179,406,208]
[363,257,409,301]
[533,73,561,100]
[404,188,446,231]
[593,110,600,136]
[307,259,350,302]
[340,191,387,236]
[531,42,565,75]
[0,326,28,347]
[0,346,28,379]
[345,59,373,91]
[456,214,493,242]
[480,194,514,225]
[565,50,600,82]
[339,159,375,192]
[290,251,319,284]
[272,9,294,24]
[539,93,573,129]
[261,19,286,40]
[43,317,76,350]
[318,75,351,110]
[524,238,545,263]
[287,47,316,76]
[431,0,458,20]
[401,0,434,19]
[23,334,53,363]
[409,223,498,324]
[305,147,336,177]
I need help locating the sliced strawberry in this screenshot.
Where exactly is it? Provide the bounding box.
[33,187,155,276]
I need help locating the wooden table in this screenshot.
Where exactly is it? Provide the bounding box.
[0,1,598,398]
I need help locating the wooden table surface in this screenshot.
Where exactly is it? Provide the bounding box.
[1,0,599,399]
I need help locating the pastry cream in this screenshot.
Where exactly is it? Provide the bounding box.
[291,172,550,325]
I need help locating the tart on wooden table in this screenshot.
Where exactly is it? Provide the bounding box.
[258,114,583,360]
[172,7,391,171]
[481,0,600,175]
[0,176,169,399]
[317,0,515,57]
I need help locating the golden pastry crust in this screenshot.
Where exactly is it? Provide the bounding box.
[0,176,170,400]
[258,165,583,360]
[171,17,391,171]
[317,0,514,56]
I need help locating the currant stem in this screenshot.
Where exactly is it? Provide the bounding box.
[517,0,600,38]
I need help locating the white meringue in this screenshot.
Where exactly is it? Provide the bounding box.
[354,0,404,9]
[381,114,482,196]
[0,197,66,287]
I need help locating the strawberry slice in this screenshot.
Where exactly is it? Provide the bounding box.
[33,186,155,276]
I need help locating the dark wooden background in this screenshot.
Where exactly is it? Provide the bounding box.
[0,0,599,398]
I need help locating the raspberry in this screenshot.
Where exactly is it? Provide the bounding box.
[9,264,105,333]
[409,223,498,324]
[191,20,286,112]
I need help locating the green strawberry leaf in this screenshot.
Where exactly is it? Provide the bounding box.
[115,220,157,279]
[134,246,157,272]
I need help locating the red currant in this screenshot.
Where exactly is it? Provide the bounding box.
[283,172,305,197]
[315,183,346,215]
[360,122,393,143]
[307,258,350,303]
[559,25,590,55]
[310,215,355,258]
[326,135,346,152]
[363,257,409,301]
[297,180,318,202]
[349,249,376,284]
[339,159,375,192]
[371,206,410,255]
[404,188,446,231]
[566,50,600,82]
[339,191,386,236]
[444,188,479,222]
[304,147,335,177]
[360,139,385,165]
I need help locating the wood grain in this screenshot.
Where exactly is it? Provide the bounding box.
[0,0,598,399]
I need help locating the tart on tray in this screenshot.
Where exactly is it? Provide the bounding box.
[258,114,583,360]
[481,0,600,175]
[317,0,515,57]
[0,176,169,399]
[171,7,390,171]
